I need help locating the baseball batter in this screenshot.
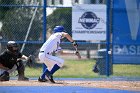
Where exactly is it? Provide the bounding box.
[38,26,78,83]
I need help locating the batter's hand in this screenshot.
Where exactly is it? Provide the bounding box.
[72,41,78,47]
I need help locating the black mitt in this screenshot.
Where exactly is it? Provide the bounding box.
[26,55,34,67]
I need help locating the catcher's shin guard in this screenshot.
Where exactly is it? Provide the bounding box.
[0,71,10,81]
[17,61,29,81]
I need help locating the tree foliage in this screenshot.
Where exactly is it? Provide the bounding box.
[0,0,43,41]
[0,0,16,20]
[47,8,72,36]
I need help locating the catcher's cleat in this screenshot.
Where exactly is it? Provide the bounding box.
[46,72,55,83]
[0,71,10,81]
[18,77,29,81]
[38,77,48,82]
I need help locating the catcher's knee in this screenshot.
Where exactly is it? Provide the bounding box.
[0,71,10,81]
[17,61,25,72]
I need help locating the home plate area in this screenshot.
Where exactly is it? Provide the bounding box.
[0,79,140,93]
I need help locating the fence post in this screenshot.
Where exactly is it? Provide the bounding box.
[106,0,111,76]
[86,47,90,59]
[43,0,47,72]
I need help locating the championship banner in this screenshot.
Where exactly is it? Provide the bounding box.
[72,4,106,40]
[113,0,140,64]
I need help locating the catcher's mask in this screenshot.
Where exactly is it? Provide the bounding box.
[53,26,66,33]
[7,41,19,53]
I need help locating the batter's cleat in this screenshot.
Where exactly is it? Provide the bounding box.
[49,75,55,83]
[46,72,55,83]
[18,77,29,81]
[38,77,48,82]
[0,71,10,81]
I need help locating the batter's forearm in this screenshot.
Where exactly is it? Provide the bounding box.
[64,33,74,42]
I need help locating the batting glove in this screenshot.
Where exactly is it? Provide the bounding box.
[71,41,78,47]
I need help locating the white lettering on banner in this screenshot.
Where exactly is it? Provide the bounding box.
[78,18,100,23]
[113,45,140,55]
[72,30,106,34]
[125,0,140,40]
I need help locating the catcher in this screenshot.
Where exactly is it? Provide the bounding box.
[0,41,33,81]
[38,26,78,83]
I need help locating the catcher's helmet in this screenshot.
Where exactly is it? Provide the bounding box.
[7,41,19,53]
[53,26,65,33]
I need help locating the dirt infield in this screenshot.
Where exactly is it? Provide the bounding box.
[0,80,140,91]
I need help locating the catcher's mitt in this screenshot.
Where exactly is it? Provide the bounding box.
[26,55,34,67]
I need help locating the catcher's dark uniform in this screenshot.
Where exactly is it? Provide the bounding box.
[0,41,29,81]
[0,50,22,69]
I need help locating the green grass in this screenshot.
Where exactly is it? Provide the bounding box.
[25,59,140,78]
[113,64,140,77]
[54,59,98,78]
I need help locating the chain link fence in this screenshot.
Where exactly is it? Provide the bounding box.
[0,0,44,78]
[45,0,111,76]
[0,0,139,79]
[0,0,110,78]
[0,0,43,55]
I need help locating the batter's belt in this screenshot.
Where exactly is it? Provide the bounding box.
[39,51,50,54]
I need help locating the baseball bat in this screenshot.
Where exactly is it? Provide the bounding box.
[75,47,81,59]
